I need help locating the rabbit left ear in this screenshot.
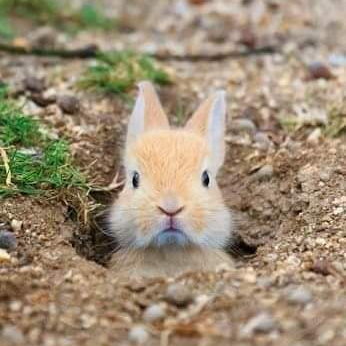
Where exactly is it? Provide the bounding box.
[185,91,227,172]
[126,81,169,147]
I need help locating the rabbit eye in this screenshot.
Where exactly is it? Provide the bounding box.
[202,170,210,187]
[132,171,140,188]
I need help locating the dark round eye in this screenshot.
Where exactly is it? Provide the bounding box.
[202,170,210,187]
[132,171,140,188]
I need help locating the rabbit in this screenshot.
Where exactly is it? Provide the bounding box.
[108,81,234,277]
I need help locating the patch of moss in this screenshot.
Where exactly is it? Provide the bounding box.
[0,12,14,38]
[278,114,299,132]
[324,108,346,137]
[78,51,171,99]
[0,0,115,38]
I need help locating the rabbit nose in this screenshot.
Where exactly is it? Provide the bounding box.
[157,205,185,217]
[157,192,185,217]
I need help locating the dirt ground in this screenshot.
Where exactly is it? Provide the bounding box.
[1,0,346,345]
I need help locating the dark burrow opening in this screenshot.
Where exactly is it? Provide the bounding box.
[69,190,119,266]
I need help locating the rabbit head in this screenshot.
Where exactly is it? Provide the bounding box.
[109,81,233,250]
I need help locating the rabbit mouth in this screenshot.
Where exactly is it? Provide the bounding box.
[151,228,191,247]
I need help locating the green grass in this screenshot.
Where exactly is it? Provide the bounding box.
[324,107,346,137]
[278,107,346,138]
[0,0,115,38]
[78,51,171,99]
[278,114,299,132]
[0,12,13,38]
[0,85,87,197]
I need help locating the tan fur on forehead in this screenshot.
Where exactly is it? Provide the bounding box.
[128,129,208,188]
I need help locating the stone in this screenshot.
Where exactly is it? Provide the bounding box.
[307,61,334,80]
[57,95,80,114]
[285,286,313,305]
[165,283,194,307]
[253,132,272,151]
[240,312,277,336]
[23,76,46,93]
[1,325,24,344]
[0,230,17,251]
[10,219,23,232]
[0,249,11,263]
[128,325,149,344]
[232,119,256,134]
[307,128,322,145]
[250,164,274,181]
[143,303,166,322]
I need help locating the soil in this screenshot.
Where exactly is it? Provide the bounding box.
[1,1,346,345]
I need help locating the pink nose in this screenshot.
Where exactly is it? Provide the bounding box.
[157,205,184,217]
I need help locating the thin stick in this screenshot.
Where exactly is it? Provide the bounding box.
[0,43,99,58]
[0,42,278,61]
[0,147,12,186]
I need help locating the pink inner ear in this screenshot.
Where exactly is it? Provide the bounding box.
[185,96,215,135]
[138,82,170,131]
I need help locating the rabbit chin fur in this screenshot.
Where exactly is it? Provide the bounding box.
[109,246,233,278]
[108,129,234,278]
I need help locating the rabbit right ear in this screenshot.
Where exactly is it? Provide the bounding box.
[126,81,169,147]
[185,91,227,173]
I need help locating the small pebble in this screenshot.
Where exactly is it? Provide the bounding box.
[242,271,257,284]
[23,76,46,93]
[250,164,274,181]
[165,283,194,307]
[57,95,80,114]
[319,170,331,182]
[253,132,272,151]
[239,27,257,49]
[0,230,17,251]
[143,303,166,322]
[310,259,333,276]
[28,26,57,48]
[0,249,11,263]
[1,325,24,345]
[231,118,256,134]
[30,93,55,107]
[240,312,277,336]
[285,286,313,305]
[10,219,23,232]
[188,0,208,5]
[257,276,274,289]
[307,61,334,80]
[307,128,322,145]
[128,325,149,344]
[328,53,346,67]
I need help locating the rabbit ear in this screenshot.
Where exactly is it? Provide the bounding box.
[185,91,227,172]
[126,81,169,146]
